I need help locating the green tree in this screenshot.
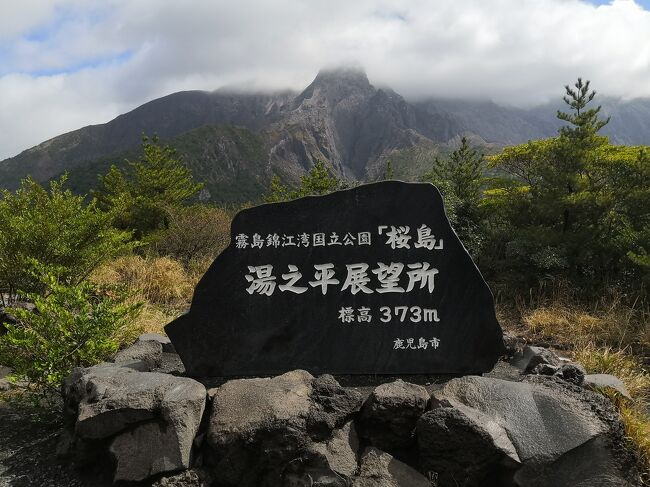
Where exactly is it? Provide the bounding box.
[265,160,343,202]
[557,78,610,141]
[96,136,203,237]
[487,78,650,288]
[0,176,132,303]
[422,137,487,255]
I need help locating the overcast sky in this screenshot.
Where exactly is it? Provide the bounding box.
[1,0,650,160]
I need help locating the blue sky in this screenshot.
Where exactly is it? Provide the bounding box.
[1,0,650,160]
[589,0,650,6]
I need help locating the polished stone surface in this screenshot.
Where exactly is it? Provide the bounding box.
[166,181,504,377]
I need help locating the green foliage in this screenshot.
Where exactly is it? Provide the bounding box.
[0,267,141,392]
[557,78,610,141]
[265,160,343,202]
[422,137,487,256]
[0,176,132,303]
[95,135,203,237]
[485,78,650,289]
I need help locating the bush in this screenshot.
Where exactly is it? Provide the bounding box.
[0,269,141,392]
[149,204,231,265]
[0,176,132,303]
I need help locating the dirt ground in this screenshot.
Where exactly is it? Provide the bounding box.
[0,397,91,487]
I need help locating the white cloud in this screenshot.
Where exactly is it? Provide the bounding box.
[1,0,650,159]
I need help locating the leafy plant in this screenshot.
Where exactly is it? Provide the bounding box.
[0,267,141,393]
[0,175,132,304]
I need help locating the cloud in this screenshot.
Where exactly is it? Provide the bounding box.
[1,0,650,160]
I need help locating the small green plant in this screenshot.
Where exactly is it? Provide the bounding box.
[0,267,142,393]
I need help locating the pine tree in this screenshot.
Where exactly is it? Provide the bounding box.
[265,160,341,202]
[557,78,610,141]
[422,137,486,255]
[95,136,202,237]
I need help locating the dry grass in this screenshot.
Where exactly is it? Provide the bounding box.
[92,255,195,307]
[91,254,202,334]
[619,402,650,480]
[579,352,650,481]
[518,297,648,350]
[523,304,648,348]
[575,345,650,402]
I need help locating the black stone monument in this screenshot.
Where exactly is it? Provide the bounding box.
[166,181,504,377]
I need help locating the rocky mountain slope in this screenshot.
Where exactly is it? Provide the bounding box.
[2,67,650,203]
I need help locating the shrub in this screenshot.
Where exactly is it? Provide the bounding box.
[0,269,141,392]
[149,204,231,265]
[0,176,132,303]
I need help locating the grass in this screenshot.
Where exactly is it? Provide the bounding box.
[575,345,650,399]
[90,254,209,335]
[517,296,648,350]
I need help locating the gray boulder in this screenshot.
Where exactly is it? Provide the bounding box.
[502,331,521,357]
[417,375,632,486]
[282,423,359,487]
[513,436,634,487]
[360,379,429,451]
[62,363,206,482]
[138,332,175,352]
[308,373,364,440]
[114,339,163,371]
[531,363,560,376]
[206,370,361,486]
[513,345,561,373]
[584,373,631,399]
[417,404,519,486]
[352,447,430,487]
[311,421,359,477]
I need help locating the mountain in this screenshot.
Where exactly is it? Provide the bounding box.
[413,96,650,146]
[2,67,650,202]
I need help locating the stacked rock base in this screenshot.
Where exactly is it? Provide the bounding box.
[59,335,641,487]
